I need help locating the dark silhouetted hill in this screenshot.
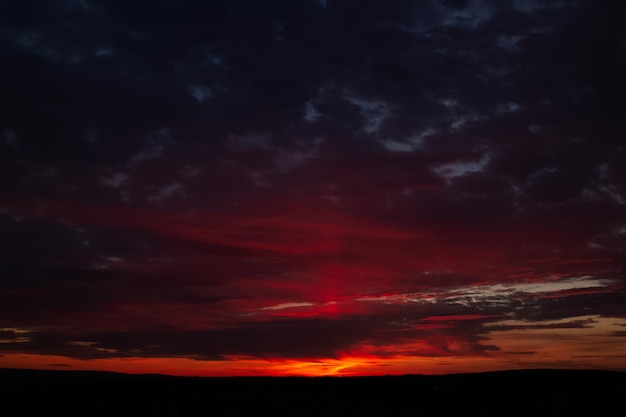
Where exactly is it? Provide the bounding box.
[1,368,624,416]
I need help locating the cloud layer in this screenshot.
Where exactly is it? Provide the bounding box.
[1,0,625,375]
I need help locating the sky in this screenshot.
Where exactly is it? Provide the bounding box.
[1,0,625,377]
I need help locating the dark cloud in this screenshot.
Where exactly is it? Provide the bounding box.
[1,0,626,374]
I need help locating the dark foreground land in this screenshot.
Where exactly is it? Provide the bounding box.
[1,368,624,416]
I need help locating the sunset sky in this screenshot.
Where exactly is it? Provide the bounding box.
[1,0,625,377]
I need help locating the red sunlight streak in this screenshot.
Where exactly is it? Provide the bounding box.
[9,200,608,286]
[420,315,499,322]
[414,323,455,330]
[19,200,419,254]
[262,302,344,318]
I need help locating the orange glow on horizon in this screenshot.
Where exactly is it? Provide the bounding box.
[3,345,626,378]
